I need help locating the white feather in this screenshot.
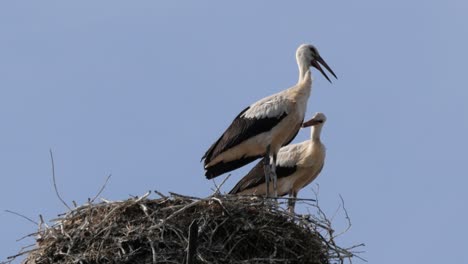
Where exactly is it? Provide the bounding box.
[276,142,308,167]
[242,92,292,119]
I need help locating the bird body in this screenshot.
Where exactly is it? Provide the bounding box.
[202,45,336,184]
[203,74,311,176]
[230,141,325,197]
[202,44,336,196]
[229,113,327,212]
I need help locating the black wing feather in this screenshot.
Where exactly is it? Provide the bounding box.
[229,157,297,194]
[202,107,287,178]
[205,155,261,179]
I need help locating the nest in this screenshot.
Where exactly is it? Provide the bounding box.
[8,192,360,264]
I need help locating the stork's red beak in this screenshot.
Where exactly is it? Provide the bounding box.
[311,56,337,83]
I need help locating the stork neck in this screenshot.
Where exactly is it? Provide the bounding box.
[290,67,311,100]
[298,64,312,85]
[310,125,323,142]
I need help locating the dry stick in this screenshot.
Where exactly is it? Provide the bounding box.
[345,244,367,263]
[4,210,38,225]
[234,194,316,202]
[6,248,38,260]
[309,186,359,263]
[186,220,199,264]
[135,191,151,202]
[211,178,220,194]
[90,174,112,203]
[211,174,231,195]
[333,194,352,239]
[211,197,231,216]
[163,200,200,223]
[49,149,71,211]
[14,232,40,242]
[168,192,201,200]
[148,239,157,264]
[154,190,168,199]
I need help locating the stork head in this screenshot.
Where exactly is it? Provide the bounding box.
[296,44,337,83]
[302,112,327,128]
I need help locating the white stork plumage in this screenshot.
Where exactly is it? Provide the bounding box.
[202,44,336,197]
[229,112,327,213]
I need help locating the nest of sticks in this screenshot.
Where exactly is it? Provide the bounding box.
[7,191,362,264]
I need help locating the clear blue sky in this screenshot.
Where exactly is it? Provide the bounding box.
[1,1,467,263]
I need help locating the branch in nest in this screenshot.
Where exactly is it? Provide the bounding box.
[49,149,72,211]
[7,192,364,264]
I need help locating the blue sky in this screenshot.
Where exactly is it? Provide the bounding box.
[1,1,467,263]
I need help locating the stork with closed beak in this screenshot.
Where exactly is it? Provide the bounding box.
[229,112,327,213]
[202,44,336,197]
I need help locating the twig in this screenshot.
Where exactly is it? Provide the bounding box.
[211,197,231,216]
[6,248,39,260]
[168,192,201,200]
[233,194,316,202]
[49,149,71,211]
[135,191,151,202]
[4,210,38,225]
[91,174,111,203]
[333,194,352,239]
[39,214,45,231]
[100,198,113,203]
[186,220,199,264]
[154,190,168,199]
[163,200,200,223]
[15,232,39,242]
[211,178,219,194]
[149,239,157,264]
[211,174,231,195]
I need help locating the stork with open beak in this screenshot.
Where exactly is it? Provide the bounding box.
[202,44,336,197]
[229,113,327,213]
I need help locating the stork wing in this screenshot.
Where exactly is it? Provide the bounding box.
[275,143,306,167]
[228,158,297,194]
[242,93,291,119]
[228,143,305,194]
[244,93,302,147]
[202,107,287,178]
[202,94,292,160]
[203,106,287,158]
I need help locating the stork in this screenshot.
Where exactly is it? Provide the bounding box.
[202,44,336,197]
[229,112,327,213]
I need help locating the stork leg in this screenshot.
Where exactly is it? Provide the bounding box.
[288,190,298,214]
[263,145,271,198]
[271,153,278,198]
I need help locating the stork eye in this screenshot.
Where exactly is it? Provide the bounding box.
[309,47,318,56]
